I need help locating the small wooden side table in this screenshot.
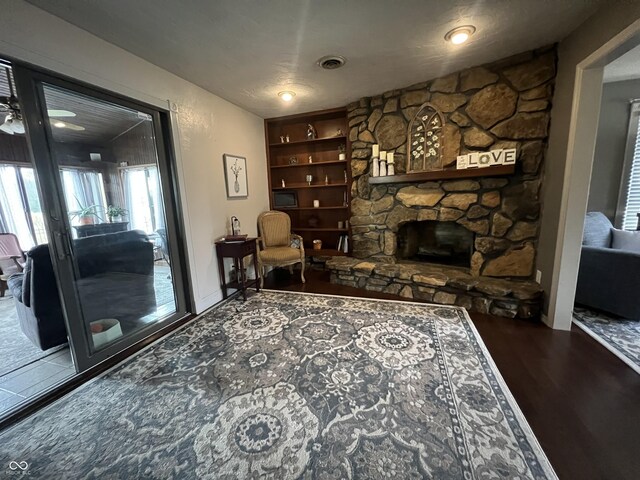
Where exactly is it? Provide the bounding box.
[215,238,259,301]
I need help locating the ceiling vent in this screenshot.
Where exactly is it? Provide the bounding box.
[317,55,346,70]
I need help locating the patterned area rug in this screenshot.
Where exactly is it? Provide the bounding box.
[0,291,556,479]
[0,266,174,379]
[0,296,64,378]
[574,308,640,374]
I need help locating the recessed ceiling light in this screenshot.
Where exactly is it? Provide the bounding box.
[53,121,66,128]
[445,25,476,45]
[278,91,295,102]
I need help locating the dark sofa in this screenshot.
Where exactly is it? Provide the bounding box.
[575,212,640,318]
[8,230,156,350]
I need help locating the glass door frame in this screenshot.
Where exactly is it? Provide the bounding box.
[12,63,191,372]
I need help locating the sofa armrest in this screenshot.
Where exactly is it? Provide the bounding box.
[576,246,640,316]
[580,245,640,274]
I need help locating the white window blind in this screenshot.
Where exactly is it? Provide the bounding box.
[618,102,640,230]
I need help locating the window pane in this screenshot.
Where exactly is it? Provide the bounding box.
[0,165,35,249]
[20,167,48,245]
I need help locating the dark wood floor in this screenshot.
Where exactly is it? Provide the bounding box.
[264,268,640,480]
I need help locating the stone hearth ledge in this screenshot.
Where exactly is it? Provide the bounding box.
[326,257,542,319]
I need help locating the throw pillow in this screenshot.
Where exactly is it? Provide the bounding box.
[611,228,640,253]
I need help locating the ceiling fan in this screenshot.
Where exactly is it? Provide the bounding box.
[0,67,85,135]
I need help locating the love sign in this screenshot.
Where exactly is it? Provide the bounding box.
[456,148,517,170]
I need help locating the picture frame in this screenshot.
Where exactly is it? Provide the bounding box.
[223,154,248,198]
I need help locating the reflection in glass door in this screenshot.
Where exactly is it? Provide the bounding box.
[45,83,179,354]
[13,68,188,371]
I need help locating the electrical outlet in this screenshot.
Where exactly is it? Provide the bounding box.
[535,269,542,284]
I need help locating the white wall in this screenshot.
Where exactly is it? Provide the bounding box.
[0,0,270,312]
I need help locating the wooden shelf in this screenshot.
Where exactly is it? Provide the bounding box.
[308,248,346,257]
[293,228,349,232]
[265,107,351,259]
[269,136,346,148]
[278,206,349,211]
[273,183,348,190]
[270,160,347,169]
[368,165,515,184]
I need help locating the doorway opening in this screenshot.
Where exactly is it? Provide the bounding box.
[571,40,640,373]
[0,58,189,420]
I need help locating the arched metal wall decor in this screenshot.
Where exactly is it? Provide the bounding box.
[406,102,445,173]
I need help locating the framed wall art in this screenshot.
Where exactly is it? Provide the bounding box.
[223,154,248,198]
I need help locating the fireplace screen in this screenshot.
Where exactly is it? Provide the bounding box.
[396,221,474,267]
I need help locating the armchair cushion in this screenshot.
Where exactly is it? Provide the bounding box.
[259,246,303,263]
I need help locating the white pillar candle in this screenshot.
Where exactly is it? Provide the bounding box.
[313,200,320,208]
[372,144,379,157]
[387,152,394,164]
[380,151,387,161]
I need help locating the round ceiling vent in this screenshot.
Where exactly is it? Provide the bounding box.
[317,55,346,70]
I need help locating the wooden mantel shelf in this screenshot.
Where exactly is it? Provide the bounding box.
[368,165,515,184]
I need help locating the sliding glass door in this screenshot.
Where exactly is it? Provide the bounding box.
[13,66,188,371]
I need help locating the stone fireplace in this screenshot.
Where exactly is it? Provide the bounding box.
[396,221,473,267]
[325,46,556,320]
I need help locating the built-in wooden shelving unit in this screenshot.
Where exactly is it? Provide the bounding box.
[265,107,351,255]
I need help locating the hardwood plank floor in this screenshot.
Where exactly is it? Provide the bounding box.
[264,268,640,480]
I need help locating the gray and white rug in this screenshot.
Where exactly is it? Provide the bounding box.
[0,266,174,379]
[0,296,64,378]
[0,291,556,479]
[574,307,640,374]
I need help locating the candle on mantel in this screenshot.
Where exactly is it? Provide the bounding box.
[387,152,394,164]
[372,144,380,157]
[380,151,387,161]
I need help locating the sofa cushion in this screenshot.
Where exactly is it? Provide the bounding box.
[611,228,640,253]
[582,212,612,247]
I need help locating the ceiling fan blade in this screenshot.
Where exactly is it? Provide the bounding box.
[48,109,76,118]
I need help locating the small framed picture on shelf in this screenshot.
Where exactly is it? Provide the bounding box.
[223,154,248,198]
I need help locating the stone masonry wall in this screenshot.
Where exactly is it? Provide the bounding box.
[346,46,556,278]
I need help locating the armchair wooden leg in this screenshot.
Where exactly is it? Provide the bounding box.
[300,260,306,284]
[260,265,265,288]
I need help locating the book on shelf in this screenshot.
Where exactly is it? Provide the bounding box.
[337,234,349,253]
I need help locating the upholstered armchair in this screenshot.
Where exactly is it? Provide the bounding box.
[0,233,26,297]
[256,211,305,287]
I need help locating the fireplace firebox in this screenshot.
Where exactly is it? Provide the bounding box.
[396,221,474,267]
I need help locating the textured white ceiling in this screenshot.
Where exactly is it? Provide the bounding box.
[27,0,603,118]
[604,43,640,83]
